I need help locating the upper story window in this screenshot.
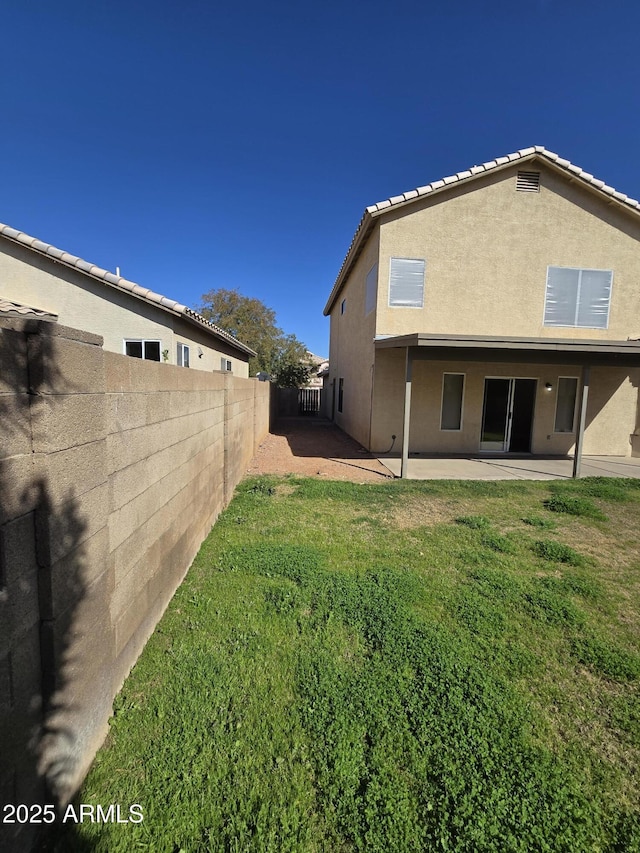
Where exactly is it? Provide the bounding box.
[221,358,232,372]
[340,298,346,315]
[389,258,425,308]
[124,339,161,361]
[543,266,612,329]
[177,343,190,367]
[365,263,378,315]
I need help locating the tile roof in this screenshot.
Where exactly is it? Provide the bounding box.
[0,297,58,321]
[0,224,256,357]
[324,146,640,315]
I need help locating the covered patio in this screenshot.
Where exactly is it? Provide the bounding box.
[378,453,640,481]
[374,334,640,478]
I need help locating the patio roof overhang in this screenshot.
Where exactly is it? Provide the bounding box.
[375,333,640,479]
[374,333,640,367]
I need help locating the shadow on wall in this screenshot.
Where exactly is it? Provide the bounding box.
[0,320,93,852]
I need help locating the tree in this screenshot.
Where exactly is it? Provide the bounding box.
[197,288,313,387]
[270,334,313,388]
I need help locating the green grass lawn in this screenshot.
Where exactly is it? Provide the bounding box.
[56,476,640,852]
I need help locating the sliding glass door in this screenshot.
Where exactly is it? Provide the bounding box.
[480,378,536,452]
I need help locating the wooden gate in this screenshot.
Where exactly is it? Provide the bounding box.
[275,387,323,417]
[298,388,321,415]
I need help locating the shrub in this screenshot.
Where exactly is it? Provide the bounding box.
[578,479,634,503]
[481,530,517,554]
[544,494,606,520]
[524,584,585,627]
[532,540,583,565]
[453,588,506,636]
[219,543,324,583]
[238,476,278,497]
[571,633,640,682]
[469,567,523,602]
[522,515,556,530]
[455,515,490,529]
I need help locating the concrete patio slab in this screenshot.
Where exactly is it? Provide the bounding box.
[377,454,640,481]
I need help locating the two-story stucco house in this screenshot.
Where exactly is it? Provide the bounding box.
[0,223,255,374]
[324,147,640,476]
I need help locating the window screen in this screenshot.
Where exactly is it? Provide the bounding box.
[441,373,464,430]
[365,263,378,315]
[389,258,425,308]
[544,267,612,329]
[554,377,578,432]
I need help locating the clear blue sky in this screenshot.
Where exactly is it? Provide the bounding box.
[2,1,639,358]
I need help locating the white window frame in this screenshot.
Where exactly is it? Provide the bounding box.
[553,376,579,434]
[440,373,465,432]
[543,266,613,330]
[123,339,161,361]
[221,358,232,372]
[389,258,425,308]
[177,342,190,367]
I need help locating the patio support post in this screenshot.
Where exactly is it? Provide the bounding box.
[401,348,413,479]
[572,365,590,479]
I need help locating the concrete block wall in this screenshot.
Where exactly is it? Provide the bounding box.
[0,319,269,851]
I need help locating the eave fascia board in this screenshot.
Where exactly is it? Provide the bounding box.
[324,146,640,317]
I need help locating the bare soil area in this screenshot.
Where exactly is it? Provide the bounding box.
[245,417,394,483]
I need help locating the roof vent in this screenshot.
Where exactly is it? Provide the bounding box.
[516,171,540,192]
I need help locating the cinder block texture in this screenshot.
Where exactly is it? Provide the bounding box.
[0,454,46,526]
[0,324,29,394]
[43,440,107,507]
[1,321,270,809]
[0,513,39,650]
[1,395,33,457]
[30,393,107,453]
[27,329,105,396]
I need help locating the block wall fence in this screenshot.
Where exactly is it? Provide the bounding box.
[0,318,270,851]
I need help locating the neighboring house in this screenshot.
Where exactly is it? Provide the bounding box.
[324,146,640,476]
[0,296,58,323]
[0,223,255,375]
[305,352,328,389]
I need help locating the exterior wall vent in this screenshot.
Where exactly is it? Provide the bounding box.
[516,171,541,192]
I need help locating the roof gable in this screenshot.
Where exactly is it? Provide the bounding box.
[0,223,256,357]
[324,146,640,315]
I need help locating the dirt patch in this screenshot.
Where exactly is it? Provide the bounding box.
[382,496,459,529]
[245,418,394,483]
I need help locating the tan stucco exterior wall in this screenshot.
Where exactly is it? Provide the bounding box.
[0,240,249,376]
[328,230,380,447]
[374,163,640,340]
[369,351,639,456]
[329,160,640,455]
